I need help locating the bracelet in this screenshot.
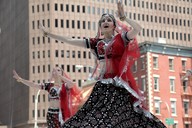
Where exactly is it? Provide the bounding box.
[17,78,22,83]
[44,32,48,37]
[120,16,126,21]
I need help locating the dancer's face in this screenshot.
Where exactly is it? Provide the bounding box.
[100,15,115,34]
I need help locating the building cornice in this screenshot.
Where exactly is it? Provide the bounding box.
[139,41,192,58]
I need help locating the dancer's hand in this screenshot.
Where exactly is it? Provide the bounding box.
[39,23,48,37]
[117,1,126,21]
[52,68,61,79]
[13,70,22,82]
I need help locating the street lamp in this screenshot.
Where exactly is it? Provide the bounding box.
[34,90,41,128]
[159,101,173,128]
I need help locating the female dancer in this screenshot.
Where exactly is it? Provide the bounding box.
[13,67,81,127]
[40,1,166,127]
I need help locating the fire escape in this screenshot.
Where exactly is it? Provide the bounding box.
[180,71,192,123]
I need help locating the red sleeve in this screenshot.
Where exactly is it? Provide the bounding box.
[85,38,100,50]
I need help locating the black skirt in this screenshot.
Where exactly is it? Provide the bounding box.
[62,81,166,128]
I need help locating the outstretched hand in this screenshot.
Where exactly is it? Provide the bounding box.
[13,70,22,82]
[39,23,48,37]
[117,1,126,20]
[52,68,61,79]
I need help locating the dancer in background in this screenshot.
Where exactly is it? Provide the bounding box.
[40,1,166,127]
[13,67,81,128]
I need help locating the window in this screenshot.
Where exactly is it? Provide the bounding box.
[183,101,189,115]
[48,50,50,58]
[88,52,91,59]
[132,61,137,72]
[61,50,64,57]
[140,56,145,70]
[32,52,35,59]
[55,3,58,11]
[55,50,58,57]
[154,99,161,114]
[61,65,64,71]
[32,110,35,118]
[66,20,69,28]
[183,81,188,93]
[77,20,80,29]
[60,4,63,11]
[72,51,75,58]
[82,6,85,13]
[71,5,74,12]
[92,22,96,30]
[171,100,177,115]
[43,65,45,72]
[88,21,91,30]
[87,6,90,14]
[66,50,70,58]
[92,7,95,14]
[33,66,35,73]
[61,19,64,28]
[84,67,87,73]
[78,51,81,58]
[55,19,58,27]
[38,66,40,73]
[37,51,40,58]
[48,64,50,72]
[48,19,50,28]
[169,58,174,70]
[185,124,189,128]
[97,7,100,15]
[38,110,40,117]
[154,76,159,91]
[170,78,175,92]
[83,51,86,58]
[37,5,39,12]
[43,51,45,58]
[72,20,75,28]
[32,6,34,13]
[83,21,86,29]
[66,4,69,11]
[32,95,35,103]
[77,5,80,12]
[78,79,82,87]
[38,95,40,102]
[43,109,45,117]
[47,3,50,11]
[141,76,146,92]
[67,65,70,72]
[180,33,182,40]
[153,56,158,69]
[182,60,187,71]
[73,65,76,72]
[32,21,35,29]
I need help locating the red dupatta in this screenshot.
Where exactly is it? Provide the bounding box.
[60,73,82,121]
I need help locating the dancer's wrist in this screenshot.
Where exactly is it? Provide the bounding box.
[120,15,126,21]
[44,32,48,37]
[17,77,22,83]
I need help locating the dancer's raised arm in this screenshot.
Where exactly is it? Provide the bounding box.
[13,70,42,89]
[117,1,142,39]
[39,24,86,48]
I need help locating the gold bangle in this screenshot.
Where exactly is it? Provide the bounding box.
[120,16,126,21]
[17,78,22,82]
[44,32,48,37]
